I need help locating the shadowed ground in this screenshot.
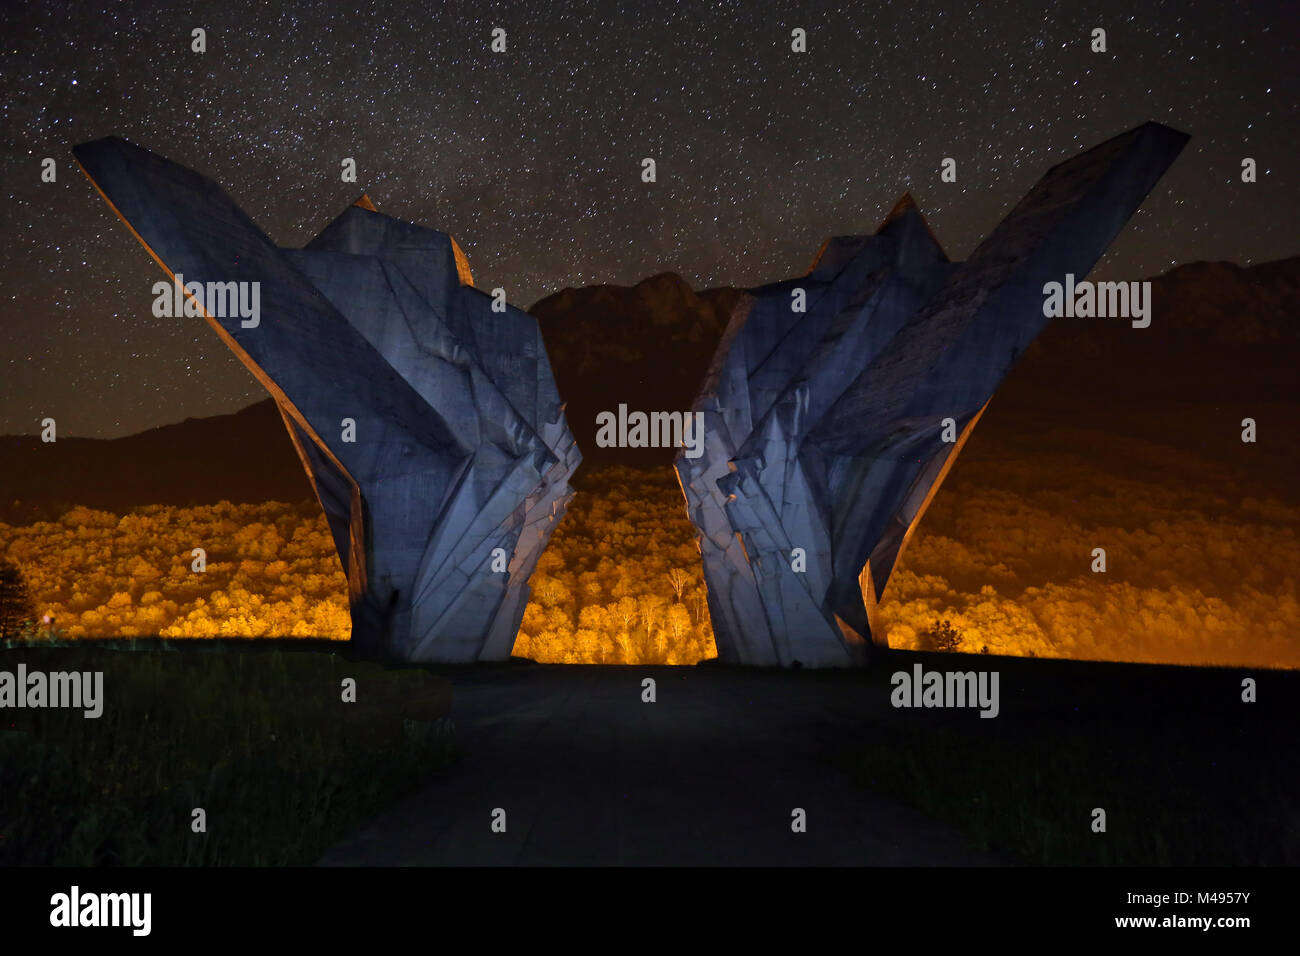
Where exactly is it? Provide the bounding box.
[319,663,1001,865]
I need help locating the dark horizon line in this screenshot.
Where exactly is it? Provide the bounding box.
[5,251,1297,442]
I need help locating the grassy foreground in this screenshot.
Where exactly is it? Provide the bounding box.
[850,650,1300,865]
[3,640,1296,866]
[0,640,454,865]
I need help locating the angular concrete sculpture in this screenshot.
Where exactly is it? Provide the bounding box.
[74,137,580,662]
[677,122,1188,667]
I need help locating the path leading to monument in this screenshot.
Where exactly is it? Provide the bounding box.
[320,664,1003,865]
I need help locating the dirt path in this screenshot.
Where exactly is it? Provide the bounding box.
[319,663,1002,865]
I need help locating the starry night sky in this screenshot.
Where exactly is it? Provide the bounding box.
[1,0,1295,438]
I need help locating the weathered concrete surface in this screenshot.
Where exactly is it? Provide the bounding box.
[319,664,1002,866]
[677,122,1188,667]
[74,138,579,662]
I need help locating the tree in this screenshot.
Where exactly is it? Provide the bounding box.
[665,603,693,650]
[665,603,690,637]
[613,597,638,634]
[578,572,603,603]
[533,575,571,609]
[637,594,666,637]
[922,619,963,653]
[667,567,690,602]
[691,581,708,624]
[578,605,609,634]
[0,560,35,639]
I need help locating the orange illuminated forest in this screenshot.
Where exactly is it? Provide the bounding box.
[4,452,1297,667]
[2,261,1298,669]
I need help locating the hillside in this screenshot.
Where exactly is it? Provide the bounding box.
[4,257,1295,516]
[0,401,311,524]
[530,272,743,465]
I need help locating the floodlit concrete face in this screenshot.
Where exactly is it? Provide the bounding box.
[677,122,1188,668]
[74,137,580,662]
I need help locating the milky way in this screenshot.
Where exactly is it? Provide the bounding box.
[1,0,1294,437]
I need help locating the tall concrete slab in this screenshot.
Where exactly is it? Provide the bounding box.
[74,137,579,662]
[677,122,1188,667]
